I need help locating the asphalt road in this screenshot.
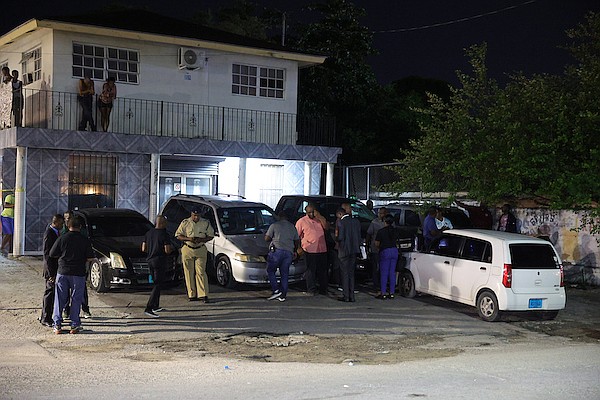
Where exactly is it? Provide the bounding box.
[1,257,599,399]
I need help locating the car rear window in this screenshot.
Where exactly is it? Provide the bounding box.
[87,217,153,237]
[509,244,560,269]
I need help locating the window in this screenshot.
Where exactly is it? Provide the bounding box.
[21,47,41,85]
[232,64,284,98]
[259,67,284,98]
[430,235,463,257]
[509,244,560,269]
[461,238,491,262]
[72,43,139,84]
[68,154,117,210]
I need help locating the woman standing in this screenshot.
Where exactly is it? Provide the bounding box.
[98,77,117,132]
[375,214,399,299]
[11,70,23,127]
[0,67,13,129]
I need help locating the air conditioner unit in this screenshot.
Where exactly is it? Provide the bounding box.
[178,47,205,70]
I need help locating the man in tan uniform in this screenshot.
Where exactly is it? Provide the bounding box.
[175,208,214,302]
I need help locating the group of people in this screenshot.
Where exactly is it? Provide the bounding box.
[78,74,117,132]
[40,211,94,334]
[266,202,362,303]
[0,66,23,129]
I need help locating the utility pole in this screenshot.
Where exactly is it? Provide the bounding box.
[281,12,286,46]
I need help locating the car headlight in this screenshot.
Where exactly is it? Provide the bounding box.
[109,252,127,269]
[235,253,266,263]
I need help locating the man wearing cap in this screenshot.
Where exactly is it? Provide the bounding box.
[176,207,214,302]
[1,193,15,257]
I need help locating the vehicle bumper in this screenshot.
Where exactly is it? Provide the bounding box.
[231,259,307,284]
[496,287,566,311]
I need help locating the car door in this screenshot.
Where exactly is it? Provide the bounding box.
[451,237,492,304]
[419,235,463,297]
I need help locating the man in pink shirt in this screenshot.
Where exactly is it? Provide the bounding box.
[295,203,329,295]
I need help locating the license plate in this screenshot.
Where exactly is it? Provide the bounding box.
[528,298,543,309]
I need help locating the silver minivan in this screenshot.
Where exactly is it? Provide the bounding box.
[161,194,306,288]
[400,230,566,321]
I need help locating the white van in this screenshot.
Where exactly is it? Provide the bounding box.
[399,229,566,321]
[161,194,306,288]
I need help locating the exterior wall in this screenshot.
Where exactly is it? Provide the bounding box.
[51,31,298,113]
[0,28,54,91]
[505,208,600,285]
[219,157,321,209]
[1,147,149,252]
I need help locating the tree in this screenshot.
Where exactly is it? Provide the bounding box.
[292,0,380,163]
[387,12,600,211]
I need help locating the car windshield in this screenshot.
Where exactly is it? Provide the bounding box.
[217,207,275,235]
[311,200,374,223]
[86,216,154,238]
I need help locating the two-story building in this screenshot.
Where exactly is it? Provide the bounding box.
[0,10,341,255]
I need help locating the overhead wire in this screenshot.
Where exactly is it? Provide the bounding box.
[372,0,537,34]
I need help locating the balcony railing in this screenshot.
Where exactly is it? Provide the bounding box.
[5,88,336,147]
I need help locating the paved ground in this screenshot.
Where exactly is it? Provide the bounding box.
[1,256,599,399]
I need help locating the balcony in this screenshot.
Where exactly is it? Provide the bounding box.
[5,88,337,147]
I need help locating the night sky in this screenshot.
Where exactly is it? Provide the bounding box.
[1,0,598,85]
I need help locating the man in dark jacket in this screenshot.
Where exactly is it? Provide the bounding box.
[335,207,361,302]
[39,214,64,327]
[50,215,95,334]
[142,215,173,318]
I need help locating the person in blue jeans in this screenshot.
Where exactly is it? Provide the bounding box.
[49,215,95,334]
[265,210,300,302]
[375,214,399,299]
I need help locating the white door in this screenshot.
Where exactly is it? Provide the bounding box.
[451,238,492,304]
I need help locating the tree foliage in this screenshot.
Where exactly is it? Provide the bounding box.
[387,12,600,209]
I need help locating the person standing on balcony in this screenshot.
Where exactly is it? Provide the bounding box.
[176,208,214,303]
[78,72,96,131]
[98,77,117,132]
[11,70,23,127]
[0,66,12,129]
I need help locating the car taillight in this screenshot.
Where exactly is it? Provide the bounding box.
[559,264,564,287]
[502,263,512,288]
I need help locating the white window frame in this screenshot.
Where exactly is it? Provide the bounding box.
[72,42,140,84]
[21,47,42,86]
[232,63,285,99]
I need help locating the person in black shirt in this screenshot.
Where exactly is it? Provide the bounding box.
[50,215,95,334]
[375,214,399,299]
[39,214,64,327]
[142,215,173,318]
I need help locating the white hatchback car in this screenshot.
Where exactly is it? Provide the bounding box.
[399,229,566,321]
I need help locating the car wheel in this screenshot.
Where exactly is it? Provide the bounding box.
[399,271,416,298]
[477,290,500,322]
[89,260,109,293]
[215,256,236,289]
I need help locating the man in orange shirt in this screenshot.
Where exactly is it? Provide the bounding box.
[295,203,329,295]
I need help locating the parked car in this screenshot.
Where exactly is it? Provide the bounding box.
[160,194,307,288]
[74,208,183,293]
[274,195,376,278]
[399,229,566,322]
[379,202,474,251]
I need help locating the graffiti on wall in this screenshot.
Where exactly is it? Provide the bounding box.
[505,209,599,267]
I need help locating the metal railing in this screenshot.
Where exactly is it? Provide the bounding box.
[7,88,337,147]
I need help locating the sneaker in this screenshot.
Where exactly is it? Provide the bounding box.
[152,307,164,313]
[82,310,92,319]
[268,291,281,300]
[144,310,160,318]
[277,297,286,302]
[388,294,395,299]
[53,325,63,334]
[69,326,83,334]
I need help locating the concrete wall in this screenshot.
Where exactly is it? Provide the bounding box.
[51,30,298,113]
[510,208,600,285]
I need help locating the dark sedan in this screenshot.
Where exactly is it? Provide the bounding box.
[74,208,182,292]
